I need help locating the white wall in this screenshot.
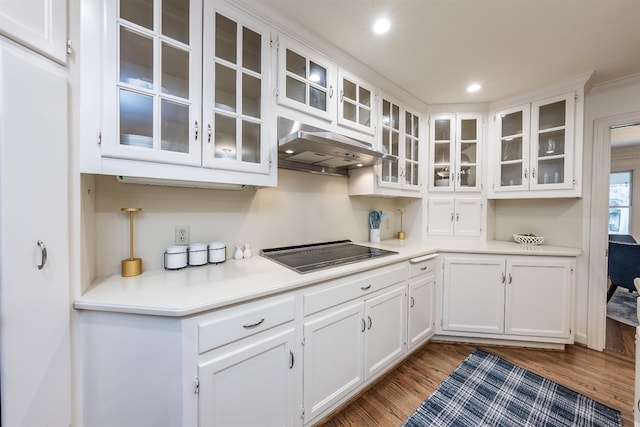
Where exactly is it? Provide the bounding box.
[86,169,419,284]
[492,198,583,246]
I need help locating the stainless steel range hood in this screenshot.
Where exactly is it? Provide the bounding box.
[277,117,384,177]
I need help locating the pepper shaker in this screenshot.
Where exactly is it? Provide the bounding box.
[243,243,252,258]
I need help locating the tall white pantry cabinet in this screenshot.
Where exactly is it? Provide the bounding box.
[0,1,72,426]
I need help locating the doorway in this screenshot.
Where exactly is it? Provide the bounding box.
[605,124,640,355]
[588,113,640,351]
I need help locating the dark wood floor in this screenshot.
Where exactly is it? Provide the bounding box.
[318,319,635,426]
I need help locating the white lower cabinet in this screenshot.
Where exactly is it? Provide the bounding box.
[301,263,408,425]
[407,256,437,349]
[302,284,406,424]
[197,326,296,427]
[440,254,574,343]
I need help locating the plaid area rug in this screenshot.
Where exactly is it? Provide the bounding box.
[403,349,621,427]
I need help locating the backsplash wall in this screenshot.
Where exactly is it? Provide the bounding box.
[89,169,415,279]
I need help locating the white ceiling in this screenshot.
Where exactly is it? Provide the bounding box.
[260,0,640,105]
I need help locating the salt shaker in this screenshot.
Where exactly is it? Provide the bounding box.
[233,244,244,260]
[243,243,252,258]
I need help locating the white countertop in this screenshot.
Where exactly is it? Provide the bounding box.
[74,239,581,317]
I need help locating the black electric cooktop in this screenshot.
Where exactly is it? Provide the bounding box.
[260,240,398,274]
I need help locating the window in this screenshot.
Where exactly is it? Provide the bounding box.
[609,171,632,234]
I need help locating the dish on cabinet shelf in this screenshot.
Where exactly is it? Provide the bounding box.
[435,178,450,187]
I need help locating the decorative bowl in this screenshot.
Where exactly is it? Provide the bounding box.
[513,234,545,245]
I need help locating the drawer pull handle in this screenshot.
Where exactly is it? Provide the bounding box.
[361,284,372,290]
[367,316,372,330]
[420,266,428,271]
[289,351,294,369]
[242,318,265,329]
[410,296,415,308]
[508,274,513,285]
[361,318,366,332]
[501,273,506,284]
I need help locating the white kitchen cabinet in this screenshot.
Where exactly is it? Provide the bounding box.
[407,255,437,349]
[0,40,71,426]
[301,264,407,424]
[440,254,574,343]
[88,0,276,187]
[80,294,297,427]
[0,0,67,63]
[429,113,482,192]
[489,92,577,198]
[337,68,376,135]
[349,94,423,197]
[427,196,483,237]
[277,35,336,122]
[303,300,365,424]
[198,327,296,427]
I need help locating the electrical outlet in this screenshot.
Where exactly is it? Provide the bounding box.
[175,225,190,245]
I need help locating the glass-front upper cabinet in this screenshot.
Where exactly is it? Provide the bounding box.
[377,93,422,192]
[379,97,400,186]
[530,93,575,190]
[403,110,421,189]
[277,36,336,122]
[201,4,271,174]
[492,92,575,194]
[429,114,482,192]
[102,0,203,165]
[337,69,376,135]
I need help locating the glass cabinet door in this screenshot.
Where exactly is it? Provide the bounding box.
[456,114,482,191]
[530,93,575,190]
[202,5,270,173]
[429,116,454,190]
[403,110,420,188]
[105,0,202,165]
[277,37,335,121]
[379,98,400,186]
[337,69,376,135]
[496,105,530,191]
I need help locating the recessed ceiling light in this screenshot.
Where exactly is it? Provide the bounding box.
[466,83,482,93]
[285,149,294,154]
[373,17,390,34]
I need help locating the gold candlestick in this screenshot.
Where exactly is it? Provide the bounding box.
[121,207,142,277]
[397,208,406,240]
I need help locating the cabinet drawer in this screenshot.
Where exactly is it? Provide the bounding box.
[303,264,407,316]
[409,255,437,278]
[198,295,295,354]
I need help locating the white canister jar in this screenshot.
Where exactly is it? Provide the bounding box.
[208,241,226,264]
[188,243,208,266]
[164,245,187,270]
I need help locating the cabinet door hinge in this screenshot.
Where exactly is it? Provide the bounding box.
[97,131,102,146]
[193,376,199,394]
[67,40,73,55]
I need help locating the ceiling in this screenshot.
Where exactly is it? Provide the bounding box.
[260,0,640,106]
